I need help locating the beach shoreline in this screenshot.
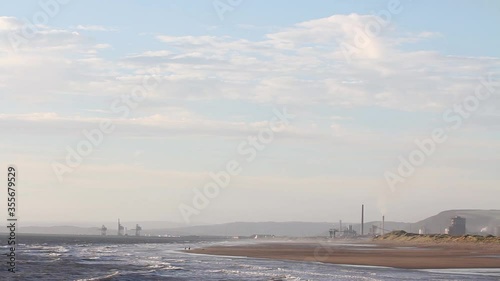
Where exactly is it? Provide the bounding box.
[189,239,500,269]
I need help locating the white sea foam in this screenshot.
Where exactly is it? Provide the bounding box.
[420,268,500,277]
[74,271,120,281]
[16,239,500,280]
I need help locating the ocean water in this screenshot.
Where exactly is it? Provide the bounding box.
[2,236,500,281]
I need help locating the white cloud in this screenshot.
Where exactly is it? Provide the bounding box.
[0,110,309,140]
[0,14,499,134]
[75,24,117,32]
[0,16,23,30]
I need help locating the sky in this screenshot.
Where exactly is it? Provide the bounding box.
[0,0,499,226]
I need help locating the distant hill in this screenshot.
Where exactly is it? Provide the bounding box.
[6,210,500,237]
[15,226,102,235]
[3,221,186,236]
[10,222,336,237]
[411,209,500,235]
[161,221,334,237]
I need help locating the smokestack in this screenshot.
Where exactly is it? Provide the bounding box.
[361,204,364,236]
[339,220,342,231]
[382,215,385,235]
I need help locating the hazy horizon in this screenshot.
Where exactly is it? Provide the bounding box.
[14,207,500,227]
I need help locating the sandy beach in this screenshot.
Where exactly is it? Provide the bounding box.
[190,240,500,269]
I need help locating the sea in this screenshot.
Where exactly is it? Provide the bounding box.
[2,235,500,281]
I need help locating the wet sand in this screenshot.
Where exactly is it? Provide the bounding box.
[190,240,500,269]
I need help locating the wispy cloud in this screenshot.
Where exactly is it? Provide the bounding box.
[74,24,117,32]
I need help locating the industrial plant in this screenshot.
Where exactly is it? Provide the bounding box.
[446,216,466,236]
[328,204,389,239]
[100,219,143,237]
[326,206,500,238]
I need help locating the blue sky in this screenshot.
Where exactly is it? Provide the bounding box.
[0,0,499,226]
[2,0,499,57]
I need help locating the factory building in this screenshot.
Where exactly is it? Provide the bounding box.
[134,224,142,237]
[100,225,107,236]
[117,219,125,236]
[418,226,426,235]
[448,216,466,236]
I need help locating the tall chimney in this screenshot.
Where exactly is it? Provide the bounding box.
[339,220,342,231]
[382,215,385,235]
[361,204,364,236]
